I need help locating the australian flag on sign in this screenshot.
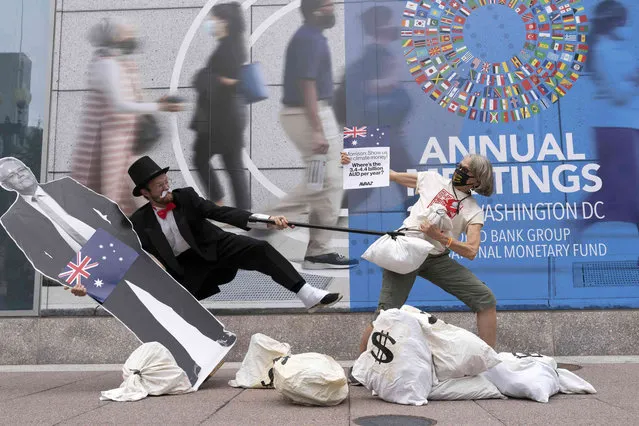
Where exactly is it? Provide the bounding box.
[58,228,139,303]
[343,125,390,149]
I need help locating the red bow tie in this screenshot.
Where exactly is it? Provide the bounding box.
[156,202,176,219]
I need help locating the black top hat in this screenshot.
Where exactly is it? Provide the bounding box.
[128,156,170,196]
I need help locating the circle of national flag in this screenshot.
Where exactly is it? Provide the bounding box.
[401,0,589,123]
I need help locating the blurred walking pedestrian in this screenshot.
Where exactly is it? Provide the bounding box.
[581,0,639,232]
[71,18,180,216]
[334,5,412,214]
[191,2,250,210]
[267,0,358,269]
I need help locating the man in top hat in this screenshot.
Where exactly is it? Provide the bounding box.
[127,156,342,312]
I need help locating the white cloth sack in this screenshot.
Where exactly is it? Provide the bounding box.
[229,333,291,388]
[507,353,595,394]
[557,368,597,394]
[417,203,453,233]
[485,352,596,402]
[483,352,560,403]
[352,309,433,406]
[361,229,433,274]
[273,353,348,406]
[100,342,194,402]
[401,305,501,380]
[429,374,506,400]
[361,204,452,274]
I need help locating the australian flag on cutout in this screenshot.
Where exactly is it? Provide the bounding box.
[343,125,391,149]
[58,228,139,303]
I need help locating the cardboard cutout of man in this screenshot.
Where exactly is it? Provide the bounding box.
[0,157,234,389]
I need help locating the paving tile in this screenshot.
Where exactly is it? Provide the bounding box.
[60,370,239,424]
[0,371,105,402]
[349,386,503,426]
[0,372,117,424]
[477,396,636,426]
[203,386,349,426]
[570,364,639,386]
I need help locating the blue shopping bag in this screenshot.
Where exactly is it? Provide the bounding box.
[240,62,268,104]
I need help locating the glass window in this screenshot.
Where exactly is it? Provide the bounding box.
[0,0,54,314]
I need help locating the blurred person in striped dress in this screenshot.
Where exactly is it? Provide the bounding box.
[71,18,180,216]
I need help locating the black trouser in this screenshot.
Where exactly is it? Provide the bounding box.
[185,234,306,300]
[193,133,250,210]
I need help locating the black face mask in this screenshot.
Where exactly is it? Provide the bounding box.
[316,13,336,29]
[118,38,138,55]
[452,167,472,187]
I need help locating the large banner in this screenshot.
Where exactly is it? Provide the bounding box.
[345,0,639,311]
[48,0,639,313]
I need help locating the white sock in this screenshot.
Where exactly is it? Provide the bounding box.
[297,283,329,309]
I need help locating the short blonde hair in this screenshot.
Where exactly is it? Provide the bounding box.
[466,154,494,196]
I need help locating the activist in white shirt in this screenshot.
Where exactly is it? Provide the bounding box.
[350,154,498,382]
[401,169,484,256]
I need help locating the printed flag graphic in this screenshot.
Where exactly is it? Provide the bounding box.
[343,126,367,139]
[59,228,139,303]
[344,125,390,148]
[58,252,99,287]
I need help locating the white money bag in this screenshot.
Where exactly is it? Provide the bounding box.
[351,309,433,406]
[229,333,291,389]
[100,342,194,402]
[272,353,348,406]
[401,305,501,380]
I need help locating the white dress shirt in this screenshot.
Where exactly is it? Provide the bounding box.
[154,208,191,256]
[23,187,97,253]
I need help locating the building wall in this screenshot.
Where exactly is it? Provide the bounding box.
[42,0,639,314]
[47,0,346,213]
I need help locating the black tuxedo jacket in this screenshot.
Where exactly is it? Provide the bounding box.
[129,187,253,293]
[0,177,142,280]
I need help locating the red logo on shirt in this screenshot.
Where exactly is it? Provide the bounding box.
[428,189,460,219]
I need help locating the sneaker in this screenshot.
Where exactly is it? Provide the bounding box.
[303,253,359,269]
[307,292,343,313]
[347,367,363,386]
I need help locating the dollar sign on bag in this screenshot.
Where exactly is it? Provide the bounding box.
[260,356,290,387]
[261,368,274,388]
[370,330,396,364]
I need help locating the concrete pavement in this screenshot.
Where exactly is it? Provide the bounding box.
[1,358,638,425]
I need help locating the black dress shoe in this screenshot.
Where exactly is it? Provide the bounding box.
[347,367,363,386]
[216,331,237,347]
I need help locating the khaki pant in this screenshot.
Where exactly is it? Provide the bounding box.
[376,251,496,316]
[269,102,343,257]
